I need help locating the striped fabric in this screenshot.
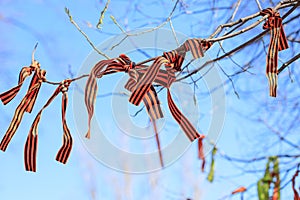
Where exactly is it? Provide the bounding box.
[84,55,164,138]
[0,66,33,105]
[24,80,73,172]
[0,84,40,152]
[127,39,211,168]
[25,71,44,113]
[85,59,115,139]
[56,85,73,164]
[261,8,289,97]
[0,68,46,152]
[85,39,212,167]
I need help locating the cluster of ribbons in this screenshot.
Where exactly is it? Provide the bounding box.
[0,59,73,172]
[85,38,212,169]
[260,8,289,97]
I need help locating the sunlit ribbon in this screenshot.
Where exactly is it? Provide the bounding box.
[128,39,211,169]
[0,68,46,152]
[24,79,73,172]
[84,56,164,139]
[260,8,289,97]
[85,39,212,169]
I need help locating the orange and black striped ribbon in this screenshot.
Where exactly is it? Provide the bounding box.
[129,39,212,106]
[85,55,164,138]
[24,70,44,113]
[24,80,72,172]
[85,59,117,139]
[0,66,34,105]
[55,82,73,164]
[0,69,46,152]
[261,8,289,97]
[128,39,211,168]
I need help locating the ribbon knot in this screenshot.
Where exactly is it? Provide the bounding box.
[84,39,212,168]
[0,63,46,152]
[118,54,136,72]
[37,69,46,83]
[260,8,289,97]
[24,79,73,172]
[60,79,71,93]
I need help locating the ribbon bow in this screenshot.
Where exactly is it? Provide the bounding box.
[24,79,73,172]
[85,55,164,139]
[85,39,212,170]
[260,8,289,97]
[128,39,211,170]
[0,67,46,152]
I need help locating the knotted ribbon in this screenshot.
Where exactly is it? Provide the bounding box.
[85,39,212,169]
[84,55,163,139]
[260,8,289,97]
[0,67,46,152]
[128,39,211,170]
[24,79,73,172]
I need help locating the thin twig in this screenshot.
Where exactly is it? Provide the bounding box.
[169,19,179,46]
[43,1,298,88]
[278,53,300,74]
[207,1,296,42]
[110,0,180,37]
[177,3,299,81]
[64,7,110,59]
[255,0,263,11]
[96,0,111,29]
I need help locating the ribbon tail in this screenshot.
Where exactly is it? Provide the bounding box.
[278,24,289,51]
[24,86,60,172]
[24,114,41,172]
[198,138,205,172]
[143,86,164,120]
[0,84,24,105]
[25,73,42,113]
[152,120,164,168]
[84,74,98,139]
[167,89,203,141]
[56,92,73,164]
[267,72,278,97]
[167,89,205,170]
[0,67,32,105]
[266,27,280,97]
[84,60,114,139]
[292,167,300,200]
[0,86,39,151]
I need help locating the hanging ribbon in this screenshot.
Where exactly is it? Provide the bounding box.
[128,39,211,168]
[84,39,212,168]
[292,165,300,200]
[260,8,289,97]
[84,55,164,138]
[0,66,34,105]
[0,68,46,152]
[24,79,73,172]
[0,44,41,107]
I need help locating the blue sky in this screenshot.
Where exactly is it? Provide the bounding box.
[0,0,299,199]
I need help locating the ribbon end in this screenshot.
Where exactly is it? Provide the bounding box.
[266,72,277,98]
[85,130,91,139]
[55,157,67,164]
[198,137,205,172]
[0,136,10,152]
